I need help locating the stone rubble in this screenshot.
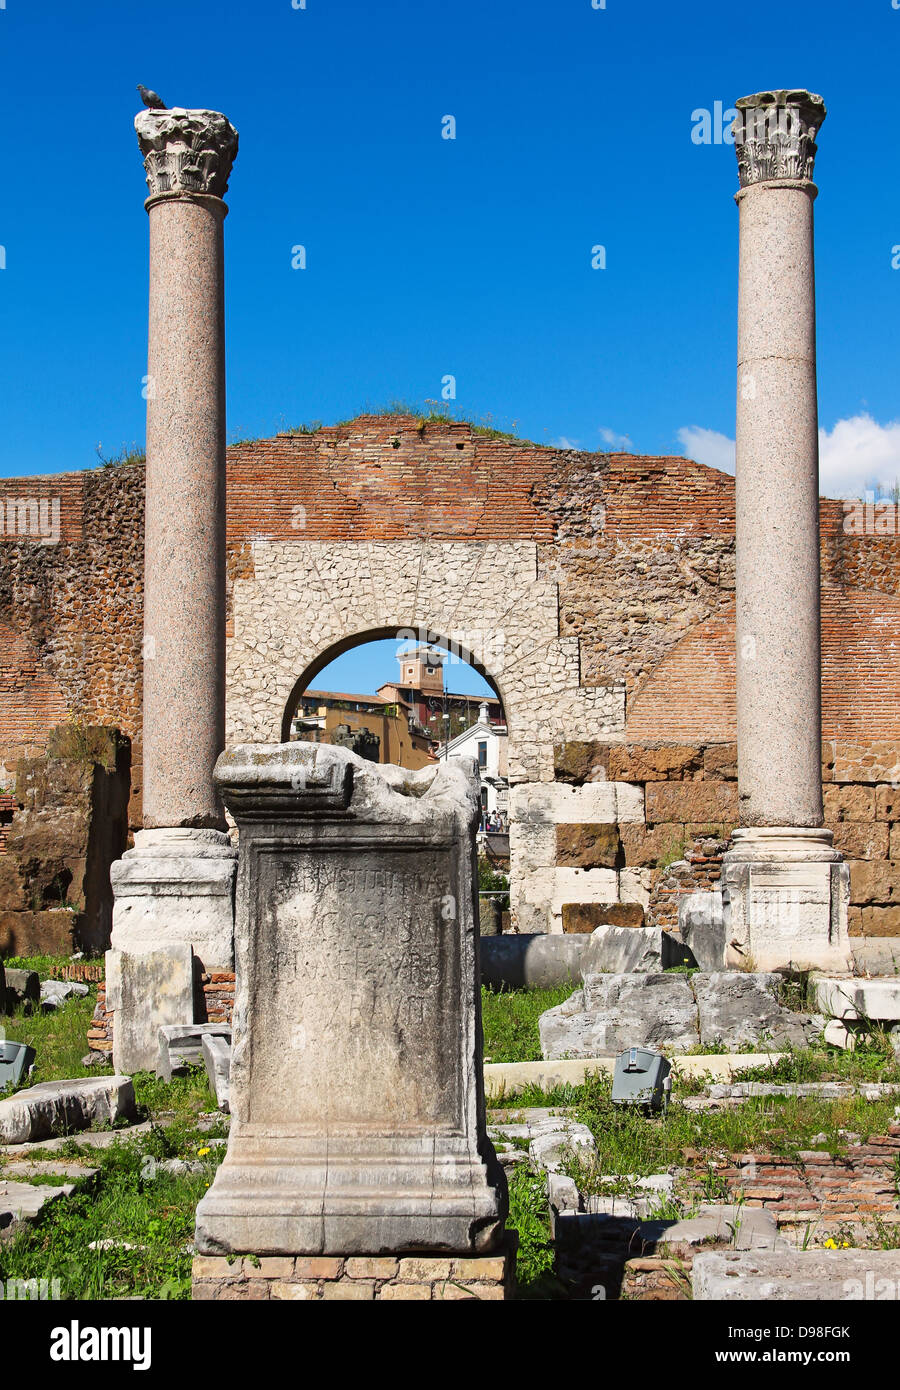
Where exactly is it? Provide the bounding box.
[539,970,817,1059]
[0,1075,136,1145]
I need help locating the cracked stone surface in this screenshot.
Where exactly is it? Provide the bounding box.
[539,970,815,1059]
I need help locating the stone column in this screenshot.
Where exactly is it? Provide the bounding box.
[108,107,240,1071]
[722,90,850,973]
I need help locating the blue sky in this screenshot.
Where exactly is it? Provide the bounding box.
[1,0,897,696]
[1,0,897,488]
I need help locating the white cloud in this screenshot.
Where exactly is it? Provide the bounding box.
[676,425,736,474]
[677,415,900,497]
[551,436,582,451]
[599,426,633,450]
[818,414,900,498]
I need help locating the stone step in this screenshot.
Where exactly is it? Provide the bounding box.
[0,1119,154,1156]
[693,1248,900,1300]
[0,1159,99,1181]
[0,1179,78,1227]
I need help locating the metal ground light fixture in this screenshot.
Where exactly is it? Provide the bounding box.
[611,1047,672,1113]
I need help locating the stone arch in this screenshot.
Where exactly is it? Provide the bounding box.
[225,538,628,932]
[225,538,625,785]
[277,626,505,744]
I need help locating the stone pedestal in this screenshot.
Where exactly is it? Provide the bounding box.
[108,827,237,1071]
[721,828,850,973]
[722,90,849,972]
[194,743,507,1265]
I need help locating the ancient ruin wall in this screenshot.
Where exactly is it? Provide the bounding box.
[2,415,899,935]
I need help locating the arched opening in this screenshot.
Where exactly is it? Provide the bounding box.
[282,627,511,931]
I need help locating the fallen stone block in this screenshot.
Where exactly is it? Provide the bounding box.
[157,1022,233,1082]
[539,973,700,1059]
[0,1179,78,1228]
[657,1204,787,1253]
[0,1075,136,1144]
[528,1118,595,1172]
[678,890,727,971]
[581,924,692,975]
[693,1248,900,1301]
[812,975,900,1025]
[201,1033,231,1114]
[584,1173,676,1219]
[4,968,40,1008]
[693,972,814,1050]
[39,979,89,1009]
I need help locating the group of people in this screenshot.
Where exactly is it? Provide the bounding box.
[481,812,508,833]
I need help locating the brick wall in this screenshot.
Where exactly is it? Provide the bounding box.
[553,739,900,935]
[1,416,899,935]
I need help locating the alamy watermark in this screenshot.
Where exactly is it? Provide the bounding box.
[691,102,806,147]
[842,494,900,535]
[0,497,61,545]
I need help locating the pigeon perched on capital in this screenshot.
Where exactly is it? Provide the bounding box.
[137,85,167,110]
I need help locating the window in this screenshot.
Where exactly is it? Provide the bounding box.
[478,741,488,769]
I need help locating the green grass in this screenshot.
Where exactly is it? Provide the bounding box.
[0,1065,226,1301]
[522,1070,900,1182]
[505,1163,567,1300]
[0,1120,225,1300]
[1,991,110,1090]
[481,985,575,1064]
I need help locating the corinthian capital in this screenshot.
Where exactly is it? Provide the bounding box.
[135,107,239,202]
[732,90,825,188]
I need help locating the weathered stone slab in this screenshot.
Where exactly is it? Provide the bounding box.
[656,1204,787,1253]
[0,1179,78,1227]
[581,924,690,975]
[106,944,194,1074]
[39,979,89,1009]
[539,974,700,1059]
[812,975,900,1024]
[0,1076,136,1144]
[678,890,726,971]
[156,1023,233,1082]
[4,968,39,1007]
[195,743,506,1257]
[693,1248,900,1301]
[693,972,814,1050]
[201,1033,231,1113]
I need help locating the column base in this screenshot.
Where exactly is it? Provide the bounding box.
[110,828,237,970]
[191,1238,517,1301]
[721,827,852,973]
[194,1135,508,1258]
[107,828,237,1072]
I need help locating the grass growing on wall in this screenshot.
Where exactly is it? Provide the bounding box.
[481,984,576,1064]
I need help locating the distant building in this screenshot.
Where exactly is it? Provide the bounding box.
[291,689,434,769]
[377,644,503,743]
[438,701,509,828]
